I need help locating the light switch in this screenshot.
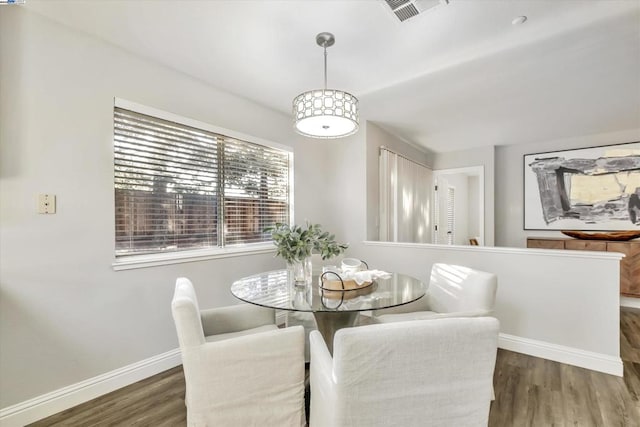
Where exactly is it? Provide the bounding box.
[38,194,56,214]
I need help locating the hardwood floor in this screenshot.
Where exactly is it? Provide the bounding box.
[29,309,640,427]
[28,367,187,427]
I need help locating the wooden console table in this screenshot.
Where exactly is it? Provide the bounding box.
[527,237,640,298]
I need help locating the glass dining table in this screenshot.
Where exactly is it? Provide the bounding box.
[231,269,427,354]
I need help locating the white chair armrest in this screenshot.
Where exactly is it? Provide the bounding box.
[309,330,336,427]
[200,303,275,336]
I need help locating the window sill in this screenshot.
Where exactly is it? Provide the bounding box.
[112,244,276,271]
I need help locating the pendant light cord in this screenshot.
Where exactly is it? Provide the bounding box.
[323,45,328,90]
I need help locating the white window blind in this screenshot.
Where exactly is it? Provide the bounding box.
[222,136,291,245]
[447,186,455,245]
[433,178,456,245]
[114,107,290,257]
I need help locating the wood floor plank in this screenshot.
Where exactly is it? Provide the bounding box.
[624,361,640,405]
[27,309,640,427]
[560,362,606,426]
[525,385,565,427]
[591,367,640,427]
[622,308,640,364]
[488,355,526,426]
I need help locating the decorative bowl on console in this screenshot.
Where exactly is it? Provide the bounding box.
[561,230,640,241]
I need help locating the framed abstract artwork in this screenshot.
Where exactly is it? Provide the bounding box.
[524,142,640,230]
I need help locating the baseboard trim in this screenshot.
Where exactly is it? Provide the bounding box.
[499,333,623,377]
[0,349,181,427]
[621,296,640,309]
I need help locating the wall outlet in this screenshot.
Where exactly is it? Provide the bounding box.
[38,194,56,214]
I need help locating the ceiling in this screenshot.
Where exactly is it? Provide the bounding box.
[24,0,640,153]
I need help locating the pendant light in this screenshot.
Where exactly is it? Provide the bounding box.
[293,32,359,139]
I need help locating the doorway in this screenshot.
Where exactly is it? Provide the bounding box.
[433,166,484,245]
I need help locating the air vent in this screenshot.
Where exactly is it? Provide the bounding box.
[384,0,449,23]
[385,0,410,10]
[394,3,419,22]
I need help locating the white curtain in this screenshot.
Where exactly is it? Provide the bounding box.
[379,149,432,243]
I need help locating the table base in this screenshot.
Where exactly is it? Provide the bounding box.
[312,311,360,355]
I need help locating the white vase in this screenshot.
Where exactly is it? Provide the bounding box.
[289,257,312,287]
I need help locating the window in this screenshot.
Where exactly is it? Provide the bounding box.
[114,104,291,259]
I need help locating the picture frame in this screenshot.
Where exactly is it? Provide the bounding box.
[523,142,640,231]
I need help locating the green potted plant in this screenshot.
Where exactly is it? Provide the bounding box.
[266,222,348,285]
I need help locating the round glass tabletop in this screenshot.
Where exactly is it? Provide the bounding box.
[230,269,427,313]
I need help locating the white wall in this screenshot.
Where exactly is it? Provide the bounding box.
[433,146,495,246]
[359,242,622,376]
[0,7,331,408]
[495,128,640,248]
[318,130,366,249]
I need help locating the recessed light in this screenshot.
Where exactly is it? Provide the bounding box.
[512,16,528,26]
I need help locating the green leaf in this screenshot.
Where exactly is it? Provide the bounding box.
[265,221,348,262]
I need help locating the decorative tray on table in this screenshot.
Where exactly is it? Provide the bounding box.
[319,271,375,300]
[319,277,373,291]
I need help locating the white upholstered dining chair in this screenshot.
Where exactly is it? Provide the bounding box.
[309,317,499,427]
[171,277,306,426]
[372,263,497,323]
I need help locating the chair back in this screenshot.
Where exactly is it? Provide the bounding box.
[171,277,306,426]
[172,277,206,348]
[327,317,499,426]
[185,326,306,426]
[428,263,497,314]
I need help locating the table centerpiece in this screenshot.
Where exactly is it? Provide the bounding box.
[266,222,348,286]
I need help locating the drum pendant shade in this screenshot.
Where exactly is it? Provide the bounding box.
[293,32,359,139]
